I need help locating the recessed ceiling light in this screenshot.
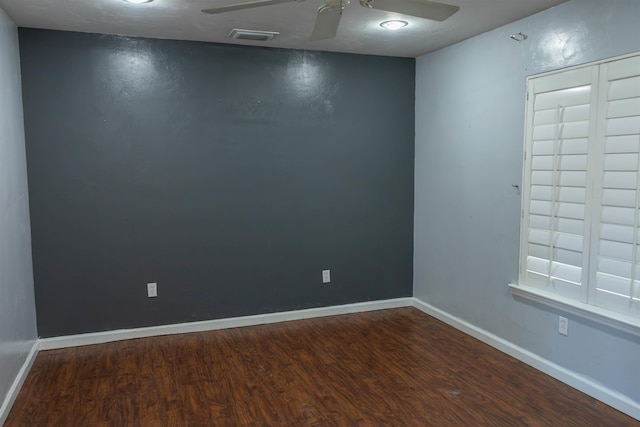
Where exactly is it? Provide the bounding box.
[380,20,408,30]
[124,0,153,4]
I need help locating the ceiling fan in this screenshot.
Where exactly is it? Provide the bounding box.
[201,0,460,41]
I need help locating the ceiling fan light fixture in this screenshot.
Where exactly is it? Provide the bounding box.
[380,20,408,30]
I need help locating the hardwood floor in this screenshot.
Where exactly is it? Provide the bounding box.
[5,308,639,426]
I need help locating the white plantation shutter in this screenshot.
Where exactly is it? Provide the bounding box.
[519,52,640,323]
[522,66,597,301]
[589,55,640,317]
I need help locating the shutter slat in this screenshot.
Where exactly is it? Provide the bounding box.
[561,122,590,139]
[534,82,591,105]
[558,155,588,171]
[600,223,635,243]
[605,135,640,153]
[609,76,640,101]
[601,189,637,207]
[535,104,590,124]
[536,187,583,203]
[599,257,633,278]
[528,244,585,267]
[596,273,633,296]
[530,171,587,187]
[601,206,636,225]
[608,98,640,118]
[603,172,638,189]
[532,139,588,155]
[604,153,640,171]
[599,240,633,261]
[529,215,584,235]
[607,55,640,80]
[529,200,586,220]
[531,154,587,171]
[606,116,640,136]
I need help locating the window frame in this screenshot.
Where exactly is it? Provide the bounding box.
[510,51,640,337]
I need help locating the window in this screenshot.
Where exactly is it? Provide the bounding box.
[511,52,640,333]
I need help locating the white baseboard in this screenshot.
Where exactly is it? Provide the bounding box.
[40,298,414,350]
[411,298,640,421]
[0,340,39,426]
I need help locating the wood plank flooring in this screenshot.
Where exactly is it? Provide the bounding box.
[5,307,639,426]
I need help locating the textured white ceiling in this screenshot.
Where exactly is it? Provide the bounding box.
[0,0,569,57]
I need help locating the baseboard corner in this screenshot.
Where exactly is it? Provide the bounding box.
[0,340,39,425]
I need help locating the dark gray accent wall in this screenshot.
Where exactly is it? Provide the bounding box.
[19,29,415,338]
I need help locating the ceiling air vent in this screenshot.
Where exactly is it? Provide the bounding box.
[228,29,280,41]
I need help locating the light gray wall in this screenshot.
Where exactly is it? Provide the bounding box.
[415,0,640,405]
[0,6,37,421]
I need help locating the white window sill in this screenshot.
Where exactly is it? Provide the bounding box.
[508,283,640,337]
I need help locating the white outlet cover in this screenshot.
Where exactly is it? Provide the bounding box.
[322,270,331,284]
[147,282,158,298]
[559,316,568,336]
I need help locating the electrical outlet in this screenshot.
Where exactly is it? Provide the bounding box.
[147,282,158,298]
[322,269,331,284]
[558,316,568,336]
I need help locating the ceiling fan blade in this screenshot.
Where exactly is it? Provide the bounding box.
[310,4,343,41]
[202,0,294,14]
[361,0,459,21]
